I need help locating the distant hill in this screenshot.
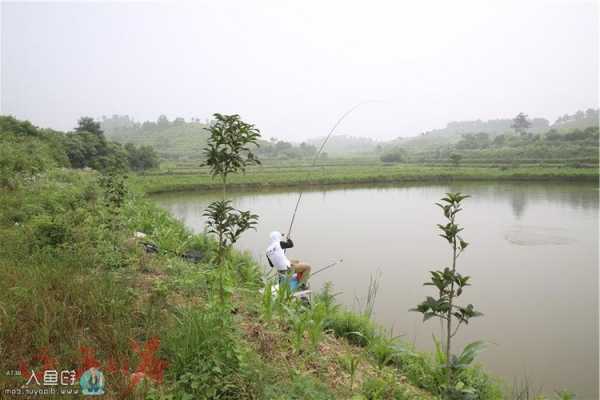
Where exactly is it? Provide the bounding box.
[389,117,551,152]
[551,109,599,132]
[101,110,598,161]
[305,135,378,155]
[101,115,209,160]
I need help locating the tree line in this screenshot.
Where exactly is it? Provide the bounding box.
[0,115,159,188]
[380,112,599,164]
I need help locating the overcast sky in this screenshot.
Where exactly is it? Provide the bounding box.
[1,0,598,141]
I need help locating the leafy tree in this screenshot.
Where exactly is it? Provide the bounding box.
[124,143,159,171]
[380,148,406,163]
[511,113,531,136]
[202,113,261,302]
[202,113,261,197]
[449,154,462,166]
[412,193,483,390]
[75,116,104,137]
[203,201,258,265]
[157,114,170,128]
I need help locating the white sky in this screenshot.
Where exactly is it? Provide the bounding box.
[1,0,598,140]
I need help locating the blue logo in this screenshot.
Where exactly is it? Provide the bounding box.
[79,367,105,396]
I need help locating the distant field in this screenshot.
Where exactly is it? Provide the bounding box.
[132,162,599,194]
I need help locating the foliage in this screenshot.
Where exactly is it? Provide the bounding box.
[360,371,412,400]
[450,154,463,166]
[261,280,275,323]
[0,115,159,180]
[339,353,360,390]
[313,282,341,315]
[306,302,328,351]
[102,114,211,161]
[263,372,335,399]
[324,310,376,347]
[202,200,258,264]
[164,305,261,399]
[75,116,104,136]
[0,116,70,189]
[202,113,261,188]
[368,331,400,370]
[380,148,407,163]
[256,138,318,160]
[512,113,532,136]
[412,192,483,394]
[124,143,160,171]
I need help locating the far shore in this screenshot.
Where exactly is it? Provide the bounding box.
[132,164,600,194]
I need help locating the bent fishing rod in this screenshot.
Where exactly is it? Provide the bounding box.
[311,258,344,277]
[286,101,376,238]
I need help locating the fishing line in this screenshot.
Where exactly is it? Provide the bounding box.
[286,101,378,238]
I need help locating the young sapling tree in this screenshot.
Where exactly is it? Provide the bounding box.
[202,113,261,302]
[411,192,483,391]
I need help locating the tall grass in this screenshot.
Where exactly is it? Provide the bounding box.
[164,305,262,399]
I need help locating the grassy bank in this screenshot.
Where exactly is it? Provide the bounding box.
[132,164,599,194]
[1,168,512,399]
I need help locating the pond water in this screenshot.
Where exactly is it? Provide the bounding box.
[152,181,599,398]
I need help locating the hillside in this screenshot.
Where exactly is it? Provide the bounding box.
[100,110,598,163]
[102,115,210,161]
[551,109,599,132]
[389,117,551,152]
[306,134,379,156]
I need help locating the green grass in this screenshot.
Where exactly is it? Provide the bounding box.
[132,163,599,194]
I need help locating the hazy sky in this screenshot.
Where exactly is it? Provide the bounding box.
[1,0,598,141]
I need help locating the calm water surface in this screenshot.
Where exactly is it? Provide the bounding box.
[152,182,599,398]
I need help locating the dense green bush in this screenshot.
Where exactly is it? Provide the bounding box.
[324,310,376,347]
[30,214,71,247]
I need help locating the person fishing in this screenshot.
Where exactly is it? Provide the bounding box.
[265,231,311,289]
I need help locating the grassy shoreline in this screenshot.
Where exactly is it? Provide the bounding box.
[132,164,599,194]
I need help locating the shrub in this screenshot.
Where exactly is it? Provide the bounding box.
[368,333,400,369]
[324,310,376,347]
[30,215,71,247]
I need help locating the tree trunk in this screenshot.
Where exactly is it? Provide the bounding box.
[446,238,457,381]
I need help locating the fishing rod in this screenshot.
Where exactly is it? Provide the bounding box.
[286,101,376,238]
[311,258,344,277]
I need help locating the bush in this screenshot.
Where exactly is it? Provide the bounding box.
[30,215,71,247]
[380,149,406,163]
[324,310,376,347]
[368,333,400,369]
